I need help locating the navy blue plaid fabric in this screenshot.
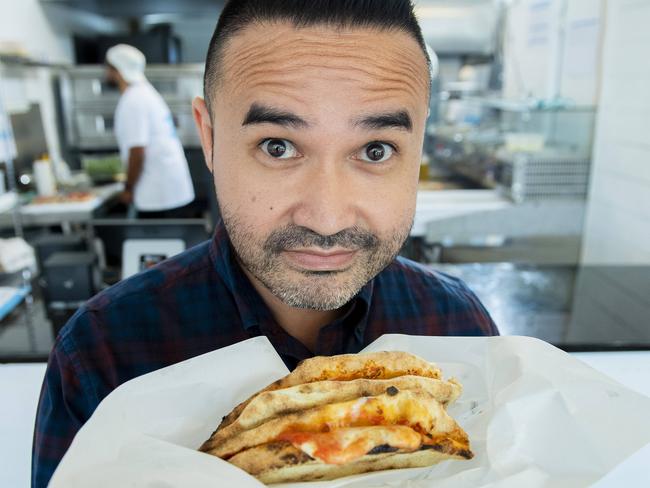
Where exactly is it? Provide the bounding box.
[32,220,498,487]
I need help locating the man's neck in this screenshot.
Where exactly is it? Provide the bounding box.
[239,265,346,352]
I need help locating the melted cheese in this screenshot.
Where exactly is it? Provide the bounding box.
[270,392,448,464]
[291,393,438,435]
[278,426,422,464]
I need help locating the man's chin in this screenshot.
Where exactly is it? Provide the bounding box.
[263,270,366,311]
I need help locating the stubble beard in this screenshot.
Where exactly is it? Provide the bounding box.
[219,206,412,311]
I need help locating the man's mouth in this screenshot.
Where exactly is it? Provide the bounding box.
[282,248,358,271]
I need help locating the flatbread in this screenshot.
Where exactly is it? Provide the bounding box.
[228,438,472,484]
[201,389,462,459]
[218,351,442,430]
[199,351,473,483]
[210,376,461,443]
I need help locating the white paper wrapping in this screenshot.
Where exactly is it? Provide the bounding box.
[50,335,650,488]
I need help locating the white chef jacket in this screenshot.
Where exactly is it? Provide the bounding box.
[114,80,195,211]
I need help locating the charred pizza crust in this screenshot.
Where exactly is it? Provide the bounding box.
[229,438,472,484]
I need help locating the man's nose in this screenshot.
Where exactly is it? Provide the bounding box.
[291,161,357,238]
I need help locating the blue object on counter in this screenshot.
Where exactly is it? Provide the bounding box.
[0,285,31,321]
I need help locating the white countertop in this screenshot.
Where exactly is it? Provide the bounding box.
[2,351,649,488]
[412,189,511,237]
[12,182,124,226]
[0,363,47,488]
[21,182,122,214]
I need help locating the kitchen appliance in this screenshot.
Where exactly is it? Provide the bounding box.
[122,238,185,278]
[42,251,97,304]
[35,236,96,336]
[33,233,88,273]
[43,249,99,336]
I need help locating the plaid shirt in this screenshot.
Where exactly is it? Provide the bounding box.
[32,220,498,487]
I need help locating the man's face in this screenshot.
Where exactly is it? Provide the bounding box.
[104,65,120,89]
[197,22,429,310]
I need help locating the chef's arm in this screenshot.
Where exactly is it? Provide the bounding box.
[125,146,145,193]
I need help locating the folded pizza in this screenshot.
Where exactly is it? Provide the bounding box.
[199,351,473,484]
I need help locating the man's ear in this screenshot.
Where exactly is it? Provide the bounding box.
[192,96,214,172]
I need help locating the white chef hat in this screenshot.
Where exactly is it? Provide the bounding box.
[106,44,146,84]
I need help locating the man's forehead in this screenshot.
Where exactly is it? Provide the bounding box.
[216,22,430,108]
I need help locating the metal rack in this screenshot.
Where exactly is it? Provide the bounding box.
[59,64,204,151]
[430,98,597,203]
[498,150,591,202]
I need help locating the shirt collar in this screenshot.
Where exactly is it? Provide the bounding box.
[208,220,374,338]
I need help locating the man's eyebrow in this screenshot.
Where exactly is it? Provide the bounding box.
[353,110,413,132]
[242,103,309,128]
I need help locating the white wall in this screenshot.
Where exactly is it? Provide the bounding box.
[581,0,650,264]
[503,0,603,105]
[503,0,564,100]
[0,0,73,164]
[558,0,604,106]
[0,0,73,63]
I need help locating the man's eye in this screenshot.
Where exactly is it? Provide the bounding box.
[358,142,394,163]
[260,139,298,159]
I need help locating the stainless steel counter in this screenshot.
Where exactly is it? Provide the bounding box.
[434,263,650,350]
[0,183,123,228]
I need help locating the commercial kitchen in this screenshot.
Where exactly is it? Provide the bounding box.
[1,1,649,487]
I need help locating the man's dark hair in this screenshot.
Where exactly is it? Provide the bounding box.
[203,0,430,113]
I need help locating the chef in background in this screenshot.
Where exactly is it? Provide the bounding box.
[105,44,195,218]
